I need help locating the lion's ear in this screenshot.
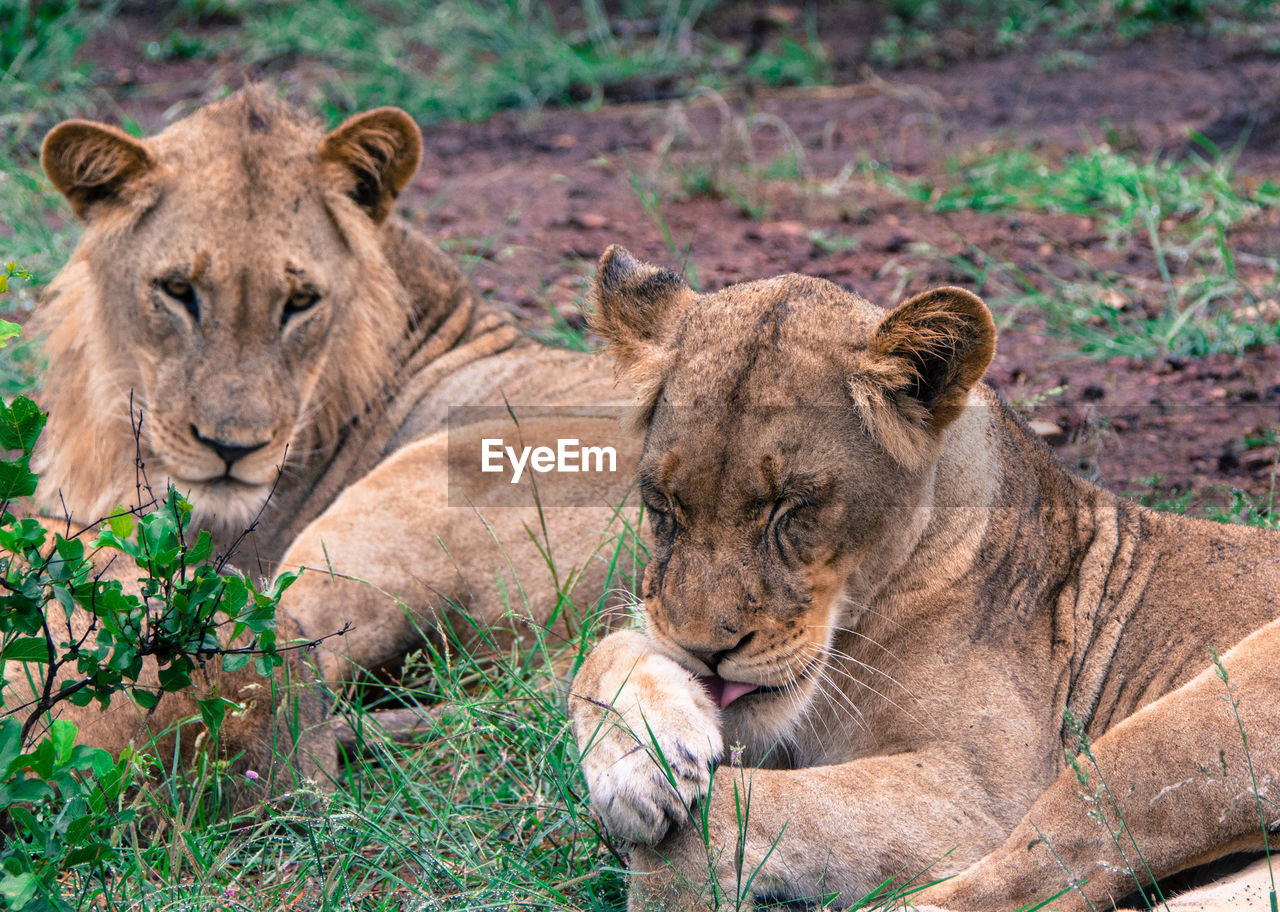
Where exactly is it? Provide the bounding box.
[42,120,155,220]
[590,245,696,381]
[320,107,422,223]
[868,286,996,434]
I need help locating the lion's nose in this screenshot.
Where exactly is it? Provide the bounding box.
[192,426,270,467]
[686,631,755,673]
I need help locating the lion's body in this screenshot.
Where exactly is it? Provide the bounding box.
[14,89,637,787]
[570,248,1280,911]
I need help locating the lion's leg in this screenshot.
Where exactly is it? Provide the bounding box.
[571,635,1020,911]
[625,750,1029,911]
[277,428,633,687]
[922,618,1280,912]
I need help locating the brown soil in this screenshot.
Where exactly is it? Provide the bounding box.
[69,12,1280,515]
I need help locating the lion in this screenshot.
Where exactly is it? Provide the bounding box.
[568,246,1280,911]
[16,87,638,790]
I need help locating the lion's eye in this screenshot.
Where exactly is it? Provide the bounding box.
[158,276,198,321]
[283,290,321,322]
[644,498,672,521]
[641,488,679,533]
[770,498,812,540]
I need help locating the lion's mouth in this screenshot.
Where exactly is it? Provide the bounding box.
[173,474,270,491]
[157,473,276,532]
[697,662,815,710]
[697,675,763,709]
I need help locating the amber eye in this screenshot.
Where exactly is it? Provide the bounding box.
[158,276,198,321]
[282,289,321,322]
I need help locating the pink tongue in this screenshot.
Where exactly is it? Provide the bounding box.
[697,675,759,709]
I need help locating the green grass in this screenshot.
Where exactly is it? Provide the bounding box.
[40,513,647,911]
[0,0,112,292]
[874,144,1280,358]
[870,0,1279,68]
[880,144,1266,243]
[147,0,831,127]
[535,297,597,352]
[1131,472,1278,528]
[0,0,109,389]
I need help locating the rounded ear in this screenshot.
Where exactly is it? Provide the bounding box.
[869,286,996,433]
[319,107,422,223]
[589,245,696,380]
[42,120,155,220]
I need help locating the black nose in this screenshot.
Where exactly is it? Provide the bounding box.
[192,427,270,467]
[687,632,755,672]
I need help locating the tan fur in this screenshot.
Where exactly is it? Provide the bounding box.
[569,249,1280,911]
[37,92,421,534]
[16,89,638,794]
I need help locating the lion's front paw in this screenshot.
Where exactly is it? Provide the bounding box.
[570,635,723,846]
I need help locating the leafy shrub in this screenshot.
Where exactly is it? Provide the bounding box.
[0,268,295,911]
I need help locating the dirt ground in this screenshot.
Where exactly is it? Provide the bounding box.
[72,11,1280,511]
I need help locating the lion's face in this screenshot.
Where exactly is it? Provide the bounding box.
[38,90,422,530]
[95,146,351,517]
[591,247,996,744]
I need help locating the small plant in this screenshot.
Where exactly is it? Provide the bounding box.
[0,454,298,911]
[1063,709,1171,911]
[0,273,300,909]
[1208,647,1278,912]
[628,169,702,289]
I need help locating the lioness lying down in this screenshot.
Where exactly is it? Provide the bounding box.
[15,87,636,787]
[569,247,1280,911]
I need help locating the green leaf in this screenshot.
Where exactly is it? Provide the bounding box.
[220,575,248,614]
[131,689,160,710]
[48,719,77,765]
[187,529,212,564]
[0,319,22,350]
[270,569,301,599]
[6,805,43,838]
[0,637,49,663]
[0,397,46,453]
[66,688,97,708]
[221,653,251,673]
[156,663,191,692]
[198,697,227,733]
[0,517,45,553]
[0,718,23,773]
[63,843,113,867]
[0,871,38,910]
[106,509,134,541]
[0,459,38,500]
[78,744,119,780]
[2,776,52,804]
[17,740,53,779]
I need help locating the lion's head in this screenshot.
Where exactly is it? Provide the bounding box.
[36,87,422,532]
[590,246,997,745]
